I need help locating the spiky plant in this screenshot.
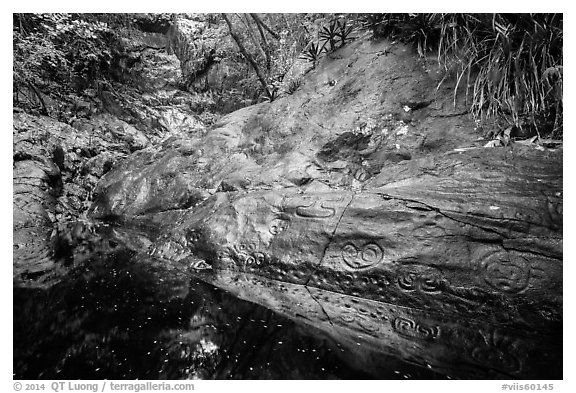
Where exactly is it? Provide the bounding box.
[319,19,341,51]
[299,41,324,63]
[286,78,301,95]
[335,20,355,46]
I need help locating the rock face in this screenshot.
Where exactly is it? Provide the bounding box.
[91,37,482,219]
[88,37,563,378]
[140,146,561,379]
[12,113,140,286]
[12,23,206,287]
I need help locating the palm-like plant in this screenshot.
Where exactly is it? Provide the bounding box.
[299,41,324,63]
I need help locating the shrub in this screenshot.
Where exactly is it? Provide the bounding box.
[363,13,563,137]
[13,14,118,115]
[300,17,358,65]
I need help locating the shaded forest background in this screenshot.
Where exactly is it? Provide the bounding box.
[13,13,563,137]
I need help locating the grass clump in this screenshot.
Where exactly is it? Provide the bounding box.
[364,13,563,138]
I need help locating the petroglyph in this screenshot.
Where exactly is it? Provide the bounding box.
[481,251,531,294]
[269,217,289,235]
[341,242,384,269]
[392,316,441,341]
[397,265,444,294]
[284,195,346,219]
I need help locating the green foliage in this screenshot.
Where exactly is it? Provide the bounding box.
[362,13,563,137]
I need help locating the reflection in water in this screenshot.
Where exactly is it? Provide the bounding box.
[14,248,443,379]
[13,225,561,379]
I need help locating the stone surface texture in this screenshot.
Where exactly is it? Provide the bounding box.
[88,37,562,378]
[13,26,562,378]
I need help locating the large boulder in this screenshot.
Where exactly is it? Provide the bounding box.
[88,36,563,378]
[90,38,482,220]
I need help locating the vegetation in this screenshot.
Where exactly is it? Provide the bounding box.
[299,18,357,64]
[13,14,119,118]
[363,13,563,137]
[13,13,563,137]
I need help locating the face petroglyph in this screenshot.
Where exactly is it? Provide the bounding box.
[269,217,289,235]
[480,251,532,294]
[341,242,385,270]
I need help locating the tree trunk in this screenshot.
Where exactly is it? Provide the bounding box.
[250,13,272,71]
[222,13,271,100]
[250,13,280,40]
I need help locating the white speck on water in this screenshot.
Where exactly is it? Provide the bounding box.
[489,206,500,210]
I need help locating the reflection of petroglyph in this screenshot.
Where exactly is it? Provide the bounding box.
[285,195,345,219]
[481,251,531,294]
[341,242,384,269]
[392,317,440,341]
[472,329,522,373]
[269,218,289,235]
[397,266,444,294]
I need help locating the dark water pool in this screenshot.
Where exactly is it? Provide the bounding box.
[13,223,561,380]
[14,246,448,380]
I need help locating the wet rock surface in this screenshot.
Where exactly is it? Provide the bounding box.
[91,38,482,220]
[14,29,562,379]
[141,147,561,379]
[12,25,205,287]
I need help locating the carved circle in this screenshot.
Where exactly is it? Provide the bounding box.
[482,251,530,294]
[244,255,256,266]
[269,218,289,235]
[254,252,266,266]
[342,242,384,269]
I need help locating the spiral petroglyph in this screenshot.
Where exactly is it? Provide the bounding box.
[392,316,440,341]
[397,266,444,294]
